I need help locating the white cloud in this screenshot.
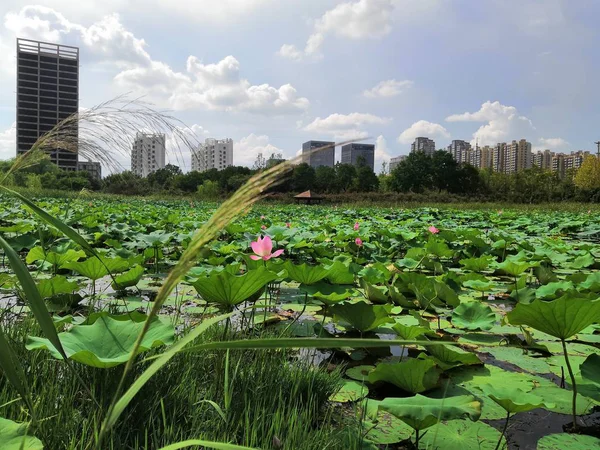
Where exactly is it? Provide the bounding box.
[0,123,16,160]
[304,112,390,140]
[397,120,450,145]
[363,79,413,98]
[279,0,394,61]
[234,133,282,167]
[5,6,151,68]
[152,0,273,23]
[445,101,535,146]
[115,55,310,114]
[536,137,569,151]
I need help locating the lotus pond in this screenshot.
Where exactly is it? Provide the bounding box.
[0,197,599,449]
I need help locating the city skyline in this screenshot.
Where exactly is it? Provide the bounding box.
[0,1,599,174]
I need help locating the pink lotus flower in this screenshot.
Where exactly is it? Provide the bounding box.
[261,224,266,230]
[588,210,591,214]
[354,222,360,231]
[428,226,439,234]
[286,222,291,228]
[260,215,265,220]
[498,210,503,215]
[355,237,363,247]
[250,236,284,261]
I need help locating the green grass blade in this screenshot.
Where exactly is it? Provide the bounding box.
[180,338,456,353]
[101,312,232,436]
[0,327,34,417]
[158,440,257,450]
[0,235,66,360]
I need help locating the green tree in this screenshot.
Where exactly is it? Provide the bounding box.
[196,180,221,200]
[292,163,316,191]
[314,166,336,193]
[431,150,458,192]
[147,164,182,189]
[353,165,379,192]
[574,155,600,190]
[102,171,149,195]
[335,163,356,192]
[390,151,432,193]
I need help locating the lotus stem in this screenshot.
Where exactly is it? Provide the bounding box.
[495,411,510,450]
[561,338,578,430]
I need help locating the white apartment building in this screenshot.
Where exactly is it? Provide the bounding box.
[191,138,233,172]
[389,155,407,172]
[131,132,166,177]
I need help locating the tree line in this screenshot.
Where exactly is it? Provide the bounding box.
[2,151,600,203]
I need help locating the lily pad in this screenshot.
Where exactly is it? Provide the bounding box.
[0,417,43,450]
[418,420,504,450]
[451,302,496,331]
[330,380,369,403]
[481,384,553,413]
[345,365,375,381]
[537,433,600,450]
[26,315,174,368]
[330,301,394,332]
[581,353,600,386]
[368,359,440,394]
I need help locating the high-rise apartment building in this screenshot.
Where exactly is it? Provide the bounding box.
[410,137,436,156]
[492,143,506,173]
[448,140,471,164]
[389,155,407,172]
[504,139,532,173]
[341,143,375,171]
[302,141,335,168]
[77,161,102,180]
[191,138,233,172]
[480,146,493,169]
[533,149,553,170]
[131,132,166,177]
[16,38,79,170]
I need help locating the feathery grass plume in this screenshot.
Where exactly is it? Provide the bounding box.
[98,139,358,445]
[5,94,199,179]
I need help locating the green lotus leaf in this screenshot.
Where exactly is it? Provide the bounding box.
[192,267,278,307]
[392,323,433,340]
[451,302,496,331]
[421,343,481,370]
[535,281,575,299]
[323,260,355,285]
[506,295,600,340]
[425,237,453,258]
[345,365,375,381]
[481,384,553,413]
[0,417,43,450]
[580,353,600,386]
[478,346,551,374]
[579,272,600,292]
[36,275,79,299]
[459,255,495,272]
[359,278,389,304]
[329,380,368,403]
[137,230,173,247]
[377,394,481,431]
[283,262,330,285]
[368,359,440,394]
[362,410,412,444]
[111,265,145,290]
[418,420,504,450]
[25,315,174,368]
[26,246,85,266]
[63,257,109,281]
[495,259,533,277]
[537,433,600,450]
[330,301,394,332]
[568,253,594,269]
[299,282,356,303]
[463,279,493,292]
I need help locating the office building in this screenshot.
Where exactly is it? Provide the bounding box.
[77,161,101,180]
[410,137,436,156]
[16,38,79,170]
[448,140,471,164]
[131,132,166,177]
[389,155,407,172]
[341,143,375,171]
[302,141,335,168]
[191,138,233,172]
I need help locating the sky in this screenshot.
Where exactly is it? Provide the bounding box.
[0,0,599,173]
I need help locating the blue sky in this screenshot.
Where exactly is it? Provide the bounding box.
[0,0,599,173]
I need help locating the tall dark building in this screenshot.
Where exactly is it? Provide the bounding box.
[302,140,335,168]
[16,38,79,170]
[341,143,375,171]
